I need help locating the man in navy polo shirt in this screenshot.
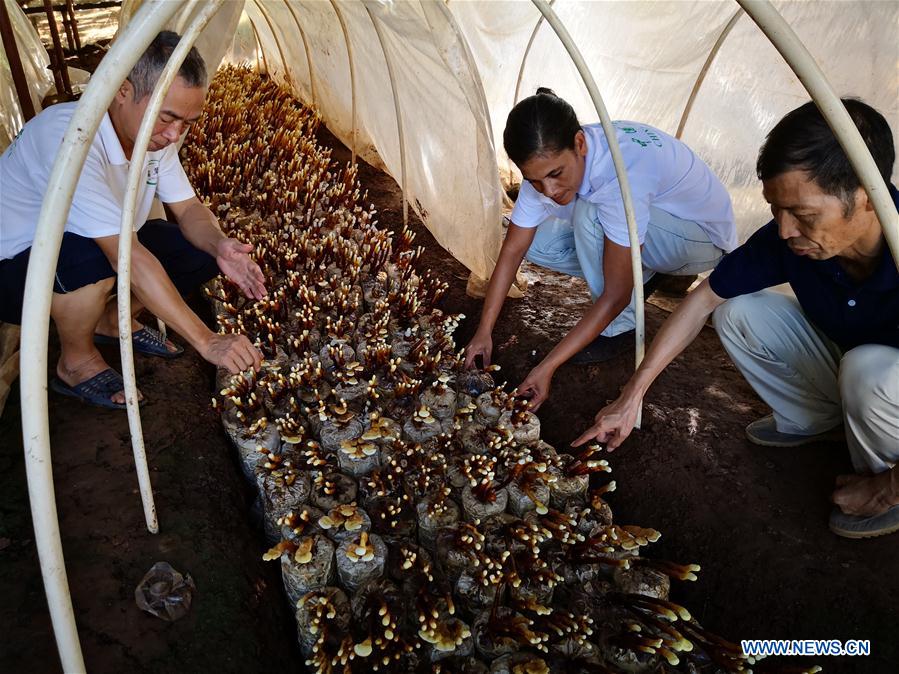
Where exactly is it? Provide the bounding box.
[572,99,898,539]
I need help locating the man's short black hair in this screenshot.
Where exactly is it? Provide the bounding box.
[127,30,207,101]
[757,99,895,214]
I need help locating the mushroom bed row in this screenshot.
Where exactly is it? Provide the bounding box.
[181,65,755,674]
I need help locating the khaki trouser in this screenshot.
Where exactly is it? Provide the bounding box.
[713,290,899,474]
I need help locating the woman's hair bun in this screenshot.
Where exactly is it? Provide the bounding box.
[504,88,580,164]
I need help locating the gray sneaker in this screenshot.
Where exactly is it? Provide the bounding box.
[829,505,899,539]
[745,414,844,448]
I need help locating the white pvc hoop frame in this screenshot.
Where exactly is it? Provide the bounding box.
[328,0,357,165]
[248,16,267,73]
[20,2,184,668]
[251,0,296,93]
[363,0,409,227]
[676,7,743,140]
[530,0,647,428]
[19,0,899,670]
[281,0,318,107]
[116,0,226,535]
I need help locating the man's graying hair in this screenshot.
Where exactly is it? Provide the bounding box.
[127,31,207,101]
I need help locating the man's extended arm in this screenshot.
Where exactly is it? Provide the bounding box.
[165,195,226,256]
[94,234,261,373]
[572,278,726,449]
[166,196,267,299]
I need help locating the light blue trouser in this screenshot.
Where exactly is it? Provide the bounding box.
[525,199,725,336]
[714,290,899,473]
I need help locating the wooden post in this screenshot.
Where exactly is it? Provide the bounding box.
[0,0,37,121]
[65,0,82,52]
[60,3,76,51]
[41,0,73,97]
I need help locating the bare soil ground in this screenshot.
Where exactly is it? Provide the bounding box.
[1,127,896,673]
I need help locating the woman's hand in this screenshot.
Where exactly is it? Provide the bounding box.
[216,238,267,300]
[515,364,554,411]
[571,393,641,451]
[464,329,493,369]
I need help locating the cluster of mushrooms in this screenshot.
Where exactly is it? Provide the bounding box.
[181,66,806,674]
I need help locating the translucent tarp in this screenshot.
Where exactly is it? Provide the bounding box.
[113,1,899,277]
[118,0,243,83]
[0,0,55,150]
[227,0,506,280]
[1,0,94,151]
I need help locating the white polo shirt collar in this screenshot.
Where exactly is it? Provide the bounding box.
[97,111,129,166]
[576,126,594,197]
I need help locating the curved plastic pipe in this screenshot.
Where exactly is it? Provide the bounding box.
[248,15,266,73]
[19,3,184,669]
[282,0,318,108]
[431,0,496,145]
[251,0,295,92]
[363,1,408,227]
[328,0,357,165]
[676,8,743,139]
[512,0,554,107]
[116,0,224,536]
[737,0,898,266]
[508,0,555,181]
[529,0,646,426]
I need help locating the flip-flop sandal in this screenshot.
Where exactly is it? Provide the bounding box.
[94,326,184,358]
[829,504,899,539]
[50,368,142,410]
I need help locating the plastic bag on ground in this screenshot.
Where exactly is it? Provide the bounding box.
[134,561,196,621]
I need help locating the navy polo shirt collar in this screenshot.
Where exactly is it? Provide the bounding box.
[866,242,899,291]
[820,246,897,292]
[822,183,899,292]
[871,184,899,289]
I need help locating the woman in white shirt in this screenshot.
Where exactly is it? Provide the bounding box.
[464,89,736,409]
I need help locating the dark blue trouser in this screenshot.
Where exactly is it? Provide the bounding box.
[0,219,219,324]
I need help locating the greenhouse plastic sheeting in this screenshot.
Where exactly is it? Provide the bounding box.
[0,0,55,150]
[448,0,898,247]
[231,0,506,281]
[116,0,897,278]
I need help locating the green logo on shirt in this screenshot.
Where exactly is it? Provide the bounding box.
[146,159,159,186]
[617,123,663,148]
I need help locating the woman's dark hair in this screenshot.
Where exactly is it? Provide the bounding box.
[757,98,895,214]
[127,30,207,101]
[503,88,581,165]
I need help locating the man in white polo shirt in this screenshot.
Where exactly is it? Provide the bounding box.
[0,31,265,409]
